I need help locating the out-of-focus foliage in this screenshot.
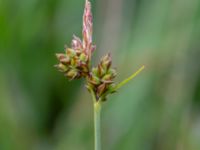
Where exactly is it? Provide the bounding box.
[0,0,200,150]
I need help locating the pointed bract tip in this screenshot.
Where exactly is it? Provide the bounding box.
[56,53,65,60]
[85,0,91,7]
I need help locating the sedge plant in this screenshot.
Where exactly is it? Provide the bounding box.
[55,0,145,150]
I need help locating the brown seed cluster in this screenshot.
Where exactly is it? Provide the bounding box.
[55,0,117,101]
[55,46,89,79]
[87,54,117,101]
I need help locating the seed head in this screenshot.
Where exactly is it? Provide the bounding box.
[55,0,144,103]
[87,54,117,101]
[55,0,96,80]
[55,47,89,79]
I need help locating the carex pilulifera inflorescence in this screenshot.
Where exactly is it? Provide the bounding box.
[55,0,118,102]
[55,0,144,102]
[55,1,144,150]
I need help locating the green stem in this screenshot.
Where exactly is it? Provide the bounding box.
[89,88,102,150]
[94,101,102,150]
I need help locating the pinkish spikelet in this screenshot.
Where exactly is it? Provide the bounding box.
[83,0,95,58]
[71,35,82,50]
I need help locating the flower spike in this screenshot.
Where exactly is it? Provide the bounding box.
[55,0,96,80]
[55,0,144,100]
[83,0,96,59]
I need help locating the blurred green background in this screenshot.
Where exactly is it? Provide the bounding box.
[0,0,200,150]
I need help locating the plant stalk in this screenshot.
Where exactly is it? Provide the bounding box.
[94,101,102,150]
